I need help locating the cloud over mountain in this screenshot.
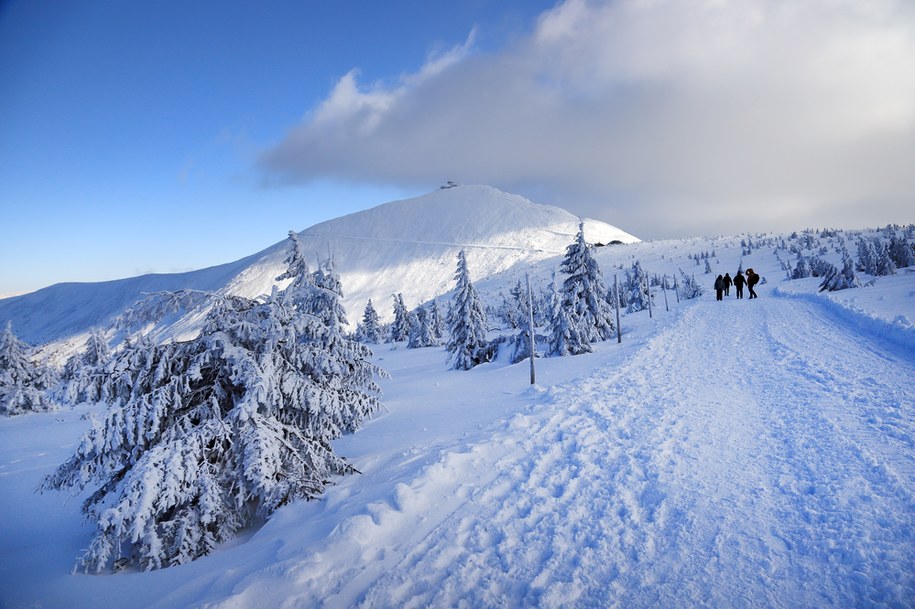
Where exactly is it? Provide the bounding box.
[259,0,915,238]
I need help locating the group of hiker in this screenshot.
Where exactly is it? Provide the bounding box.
[714,268,759,301]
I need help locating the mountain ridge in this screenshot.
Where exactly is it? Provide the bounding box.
[0,185,638,346]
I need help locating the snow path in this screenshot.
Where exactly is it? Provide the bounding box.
[206,296,915,609]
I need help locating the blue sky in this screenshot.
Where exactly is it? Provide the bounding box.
[0,0,552,296]
[2,0,914,297]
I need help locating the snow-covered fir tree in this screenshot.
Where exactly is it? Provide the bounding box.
[677,269,703,300]
[888,234,915,268]
[624,261,653,313]
[807,256,834,278]
[495,284,523,329]
[0,321,53,416]
[547,272,586,357]
[429,299,445,343]
[607,276,626,311]
[445,250,490,370]
[41,232,385,572]
[509,281,527,325]
[875,240,898,276]
[389,293,410,343]
[59,328,111,405]
[357,299,384,344]
[407,303,439,349]
[819,253,861,292]
[510,278,537,364]
[791,252,811,280]
[855,239,878,276]
[113,289,214,342]
[548,225,614,356]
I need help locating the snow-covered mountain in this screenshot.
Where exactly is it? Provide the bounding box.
[0,185,637,348]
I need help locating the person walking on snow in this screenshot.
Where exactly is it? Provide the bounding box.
[714,274,724,301]
[733,270,745,299]
[746,268,760,299]
[723,273,732,296]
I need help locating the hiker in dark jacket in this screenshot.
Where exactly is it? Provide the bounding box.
[746,268,760,299]
[714,274,724,301]
[733,270,745,299]
[723,273,732,296]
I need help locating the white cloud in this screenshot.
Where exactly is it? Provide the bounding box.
[260,0,915,238]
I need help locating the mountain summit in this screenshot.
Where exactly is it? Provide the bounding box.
[225,184,638,314]
[0,185,637,347]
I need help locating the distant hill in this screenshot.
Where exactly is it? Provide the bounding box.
[0,185,638,348]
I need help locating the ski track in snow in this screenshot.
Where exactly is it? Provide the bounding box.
[207,296,915,609]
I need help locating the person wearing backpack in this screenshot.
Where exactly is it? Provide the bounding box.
[733,270,746,299]
[714,274,724,301]
[746,268,760,299]
[723,272,732,296]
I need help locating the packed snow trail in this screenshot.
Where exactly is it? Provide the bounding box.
[206,295,914,609]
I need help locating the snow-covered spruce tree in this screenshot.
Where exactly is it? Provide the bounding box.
[791,252,811,280]
[607,277,627,311]
[41,232,384,572]
[0,321,54,416]
[429,299,445,342]
[819,253,861,292]
[59,328,112,405]
[510,279,537,364]
[888,234,915,268]
[495,287,521,329]
[548,225,614,356]
[677,269,703,300]
[389,293,410,343]
[875,240,898,276]
[446,250,491,370]
[497,279,538,330]
[114,290,215,342]
[357,299,383,344]
[855,239,878,276]
[624,261,653,313]
[407,304,439,349]
[807,256,833,278]
[509,281,527,326]
[548,271,582,356]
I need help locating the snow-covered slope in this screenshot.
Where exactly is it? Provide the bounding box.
[223,184,637,322]
[2,226,914,609]
[0,185,637,347]
[0,256,261,347]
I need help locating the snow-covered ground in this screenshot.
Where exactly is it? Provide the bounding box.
[2,248,913,608]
